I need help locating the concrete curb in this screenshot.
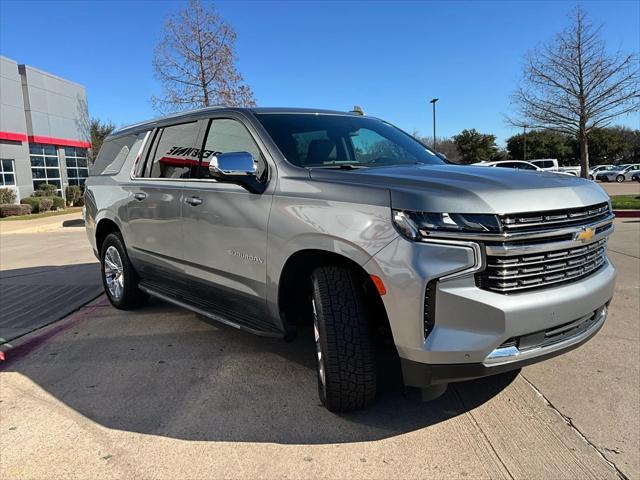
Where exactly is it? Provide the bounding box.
[613,210,640,218]
[0,295,107,367]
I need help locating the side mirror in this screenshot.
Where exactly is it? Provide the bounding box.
[208,152,265,194]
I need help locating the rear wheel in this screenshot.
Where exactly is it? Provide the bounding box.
[311,266,376,412]
[100,233,147,309]
[616,174,625,183]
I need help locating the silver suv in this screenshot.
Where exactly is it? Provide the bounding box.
[85,107,616,411]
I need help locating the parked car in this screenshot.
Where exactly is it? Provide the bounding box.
[589,164,615,180]
[530,158,558,171]
[596,164,640,182]
[557,165,581,176]
[473,160,573,175]
[85,107,616,411]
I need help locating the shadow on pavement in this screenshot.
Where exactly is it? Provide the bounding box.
[2,298,517,444]
[0,263,101,344]
[62,218,85,228]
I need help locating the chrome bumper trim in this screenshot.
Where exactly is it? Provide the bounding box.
[484,304,608,366]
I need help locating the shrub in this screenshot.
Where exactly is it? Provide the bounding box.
[47,196,65,210]
[21,196,41,213]
[39,198,54,212]
[34,183,57,197]
[76,194,85,207]
[0,203,31,218]
[0,188,16,204]
[65,185,82,206]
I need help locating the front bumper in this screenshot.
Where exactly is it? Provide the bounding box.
[364,236,616,387]
[401,303,607,387]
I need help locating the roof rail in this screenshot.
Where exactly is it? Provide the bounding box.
[350,105,365,115]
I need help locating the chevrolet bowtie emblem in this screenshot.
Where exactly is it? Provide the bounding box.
[576,227,595,243]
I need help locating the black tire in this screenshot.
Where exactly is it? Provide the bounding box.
[100,232,148,309]
[615,174,625,183]
[311,266,376,412]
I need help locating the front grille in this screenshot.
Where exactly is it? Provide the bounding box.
[476,202,613,294]
[479,239,608,293]
[500,202,609,232]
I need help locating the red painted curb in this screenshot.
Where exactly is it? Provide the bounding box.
[614,210,640,218]
[0,296,108,369]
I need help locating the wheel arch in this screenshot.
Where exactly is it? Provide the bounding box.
[95,217,122,254]
[277,249,393,343]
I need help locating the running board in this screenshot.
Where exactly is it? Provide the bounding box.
[138,283,284,339]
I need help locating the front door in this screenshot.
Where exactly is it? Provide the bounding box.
[180,115,278,333]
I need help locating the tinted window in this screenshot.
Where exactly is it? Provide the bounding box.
[516,162,537,170]
[200,118,267,181]
[256,113,443,168]
[148,122,200,179]
[532,160,554,168]
[496,162,516,169]
[92,134,138,176]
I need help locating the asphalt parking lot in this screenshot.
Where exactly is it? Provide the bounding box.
[0,215,638,480]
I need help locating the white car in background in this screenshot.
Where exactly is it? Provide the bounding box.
[589,164,615,180]
[474,160,573,174]
[529,159,581,176]
[596,164,640,182]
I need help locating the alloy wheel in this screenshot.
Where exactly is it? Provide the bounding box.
[104,246,124,300]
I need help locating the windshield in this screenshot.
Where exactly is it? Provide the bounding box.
[255,113,444,168]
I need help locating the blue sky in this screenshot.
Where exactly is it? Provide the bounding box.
[1,0,638,144]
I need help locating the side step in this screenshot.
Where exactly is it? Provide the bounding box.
[138,281,284,339]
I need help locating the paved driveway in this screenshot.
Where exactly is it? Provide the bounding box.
[0,219,637,479]
[0,213,101,344]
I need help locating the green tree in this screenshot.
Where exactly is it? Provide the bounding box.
[453,129,501,163]
[89,118,116,163]
[506,130,573,163]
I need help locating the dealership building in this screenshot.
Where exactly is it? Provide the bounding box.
[0,56,91,200]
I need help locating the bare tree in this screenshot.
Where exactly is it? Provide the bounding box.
[151,0,255,113]
[509,6,639,177]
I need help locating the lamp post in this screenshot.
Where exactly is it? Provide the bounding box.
[430,98,438,150]
[523,124,528,161]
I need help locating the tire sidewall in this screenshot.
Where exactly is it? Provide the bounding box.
[311,281,329,405]
[616,175,625,183]
[100,233,142,309]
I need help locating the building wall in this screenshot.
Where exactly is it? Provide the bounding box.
[0,55,90,201]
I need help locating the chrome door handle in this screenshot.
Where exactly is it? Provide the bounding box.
[185,196,203,206]
[133,192,147,201]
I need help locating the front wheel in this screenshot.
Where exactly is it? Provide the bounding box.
[311,266,376,412]
[100,233,148,309]
[616,175,625,183]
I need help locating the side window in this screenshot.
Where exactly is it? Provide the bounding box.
[200,118,267,181]
[91,134,137,176]
[148,122,200,179]
[496,162,515,169]
[516,162,537,170]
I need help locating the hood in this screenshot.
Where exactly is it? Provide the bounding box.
[309,164,609,214]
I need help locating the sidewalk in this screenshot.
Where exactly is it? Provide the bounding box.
[0,211,84,235]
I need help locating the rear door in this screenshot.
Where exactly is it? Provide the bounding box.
[125,120,204,281]
[180,114,279,334]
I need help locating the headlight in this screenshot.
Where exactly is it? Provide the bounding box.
[393,210,501,240]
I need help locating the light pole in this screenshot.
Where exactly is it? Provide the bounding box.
[523,124,528,161]
[430,98,438,150]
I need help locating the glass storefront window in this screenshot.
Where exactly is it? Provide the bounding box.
[65,147,89,186]
[0,159,16,186]
[29,144,62,194]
